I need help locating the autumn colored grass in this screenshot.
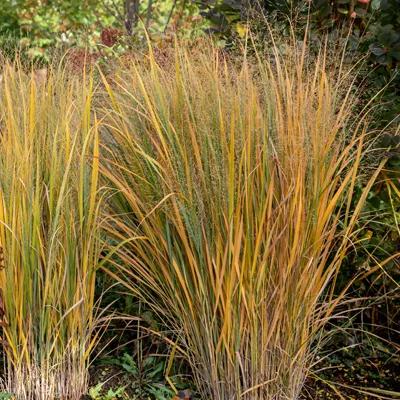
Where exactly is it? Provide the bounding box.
[99,40,383,399]
[0,37,389,400]
[0,64,102,400]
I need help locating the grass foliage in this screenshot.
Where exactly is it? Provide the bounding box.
[0,64,102,399]
[0,37,390,400]
[100,41,383,399]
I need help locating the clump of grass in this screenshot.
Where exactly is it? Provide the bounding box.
[0,63,102,400]
[100,39,382,399]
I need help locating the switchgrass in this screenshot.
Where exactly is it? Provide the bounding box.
[0,64,102,400]
[99,39,384,400]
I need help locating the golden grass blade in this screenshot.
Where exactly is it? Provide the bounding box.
[99,38,383,400]
[0,62,102,400]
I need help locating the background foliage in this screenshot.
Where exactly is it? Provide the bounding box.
[0,0,204,61]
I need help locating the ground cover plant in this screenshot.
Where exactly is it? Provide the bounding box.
[0,64,102,400]
[98,38,390,399]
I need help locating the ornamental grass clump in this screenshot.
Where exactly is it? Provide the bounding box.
[100,40,381,400]
[0,64,101,400]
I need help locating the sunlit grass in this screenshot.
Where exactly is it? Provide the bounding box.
[99,40,383,399]
[0,36,390,400]
[0,63,102,400]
